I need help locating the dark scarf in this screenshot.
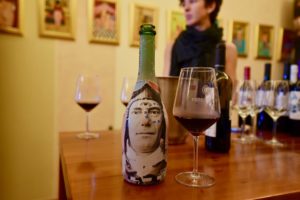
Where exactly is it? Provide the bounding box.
[170,24,223,76]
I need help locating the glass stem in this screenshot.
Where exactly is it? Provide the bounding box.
[272,119,277,141]
[193,136,199,175]
[251,114,257,136]
[241,117,246,139]
[86,112,90,133]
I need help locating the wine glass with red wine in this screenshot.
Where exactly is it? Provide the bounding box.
[75,75,102,139]
[120,77,136,106]
[173,67,220,188]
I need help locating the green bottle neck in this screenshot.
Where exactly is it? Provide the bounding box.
[138,34,156,82]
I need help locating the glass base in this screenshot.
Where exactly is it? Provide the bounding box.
[175,171,215,188]
[234,136,253,144]
[77,132,99,140]
[247,134,262,142]
[265,138,285,147]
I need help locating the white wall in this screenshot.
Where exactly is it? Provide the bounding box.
[0,1,57,199]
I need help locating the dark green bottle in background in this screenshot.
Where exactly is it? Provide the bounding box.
[205,41,232,153]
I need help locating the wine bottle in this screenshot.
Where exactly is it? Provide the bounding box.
[121,24,167,185]
[238,66,252,128]
[277,62,290,133]
[257,63,273,131]
[289,64,300,136]
[205,41,232,153]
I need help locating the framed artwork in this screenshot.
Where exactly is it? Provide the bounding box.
[0,0,23,35]
[88,0,119,44]
[255,24,274,59]
[276,28,296,61]
[228,21,249,57]
[130,3,159,47]
[167,10,185,42]
[38,0,75,39]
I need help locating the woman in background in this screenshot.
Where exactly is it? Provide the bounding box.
[164,0,237,87]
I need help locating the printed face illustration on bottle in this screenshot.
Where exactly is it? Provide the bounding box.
[122,83,167,185]
[128,98,163,154]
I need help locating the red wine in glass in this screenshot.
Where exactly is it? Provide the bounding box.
[77,102,99,112]
[75,75,102,140]
[174,116,219,136]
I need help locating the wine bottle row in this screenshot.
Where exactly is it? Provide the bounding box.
[237,62,300,136]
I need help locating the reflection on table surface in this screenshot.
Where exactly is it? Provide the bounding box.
[59,131,300,200]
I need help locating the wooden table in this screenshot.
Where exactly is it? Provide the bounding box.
[59,131,300,200]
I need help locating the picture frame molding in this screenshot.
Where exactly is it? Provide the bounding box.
[276,27,295,62]
[38,0,76,40]
[130,2,159,47]
[0,0,24,35]
[254,24,274,60]
[228,20,250,58]
[88,0,120,45]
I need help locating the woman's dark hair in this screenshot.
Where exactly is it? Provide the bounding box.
[179,0,222,24]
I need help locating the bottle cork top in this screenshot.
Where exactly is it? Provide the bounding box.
[244,66,251,80]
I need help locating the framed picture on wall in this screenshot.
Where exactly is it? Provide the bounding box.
[255,24,274,60]
[276,28,296,62]
[0,0,23,35]
[167,10,185,42]
[38,0,75,40]
[228,21,249,57]
[130,2,159,47]
[88,0,119,44]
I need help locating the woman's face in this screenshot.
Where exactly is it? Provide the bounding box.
[181,0,212,27]
[128,99,163,153]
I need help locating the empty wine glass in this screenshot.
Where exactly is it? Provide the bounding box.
[264,80,289,147]
[249,81,264,142]
[233,80,255,144]
[173,67,220,188]
[75,75,102,139]
[120,77,136,106]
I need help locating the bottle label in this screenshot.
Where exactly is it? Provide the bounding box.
[289,91,300,120]
[203,86,215,110]
[238,90,253,106]
[275,92,288,113]
[256,90,264,107]
[204,123,216,137]
[264,91,274,107]
[122,82,167,185]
